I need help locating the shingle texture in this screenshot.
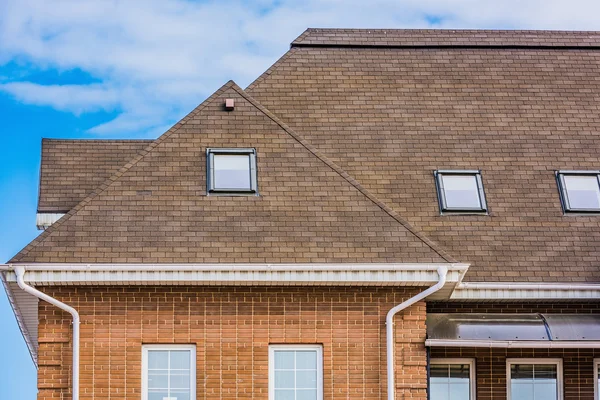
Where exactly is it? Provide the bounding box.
[12,82,449,264]
[247,29,600,282]
[18,30,600,283]
[38,139,152,212]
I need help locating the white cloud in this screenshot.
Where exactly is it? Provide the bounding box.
[1,0,600,136]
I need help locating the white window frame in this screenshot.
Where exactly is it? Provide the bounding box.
[430,358,476,400]
[207,148,258,194]
[142,344,196,400]
[434,170,488,213]
[594,358,600,400]
[556,170,600,213]
[506,358,563,400]
[268,344,323,400]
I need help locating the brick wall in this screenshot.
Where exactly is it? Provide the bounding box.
[428,302,600,400]
[430,347,599,400]
[37,286,428,400]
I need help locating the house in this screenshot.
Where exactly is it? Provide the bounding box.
[2,28,600,400]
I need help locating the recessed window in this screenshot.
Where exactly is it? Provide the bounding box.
[506,359,563,400]
[207,148,257,194]
[556,171,600,212]
[142,345,196,400]
[430,359,475,400]
[434,170,487,212]
[269,345,323,400]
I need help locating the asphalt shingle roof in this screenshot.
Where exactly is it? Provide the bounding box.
[20,29,600,282]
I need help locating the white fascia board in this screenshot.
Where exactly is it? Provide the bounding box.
[36,213,66,230]
[0,263,468,286]
[451,282,600,301]
[425,339,600,348]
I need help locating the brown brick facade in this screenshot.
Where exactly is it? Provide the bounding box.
[37,286,428,400]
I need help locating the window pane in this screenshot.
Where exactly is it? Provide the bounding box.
[296,389,317,400]
[148,351,169,369]
[510,364,558,400]
[430,364,450,379]
[430,383,450,400]
[296,351,317,370]
[534,364,557,380]
[148,372,168,389]
[275,371,295,389]
[148,391,169,400]
[170,391,190,400]
[511,364,534,380]
[296,370,317,389]
[214,154,251,189]
[274,351,295,370]
[449,364,470,380]
[170,351,190,370]
[449,383,470,400]
[564,175,600,209]
[430,363,470,400]
[170,372,190,389]
[442,175,481,209]
[511,382,534,400]
[274,389,295,400]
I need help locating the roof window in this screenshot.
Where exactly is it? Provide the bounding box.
[434,170,487,213]
[207,148,257,194]
[556,171,600,212]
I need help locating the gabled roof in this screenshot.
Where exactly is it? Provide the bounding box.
[11,81,454,264]
[38,139,152,212]
[246,29,600,282]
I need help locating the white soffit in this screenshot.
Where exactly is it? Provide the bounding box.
[36,213,65,230]
[450,282,600,301]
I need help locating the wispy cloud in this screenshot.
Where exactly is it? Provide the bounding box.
[1,0,600,136]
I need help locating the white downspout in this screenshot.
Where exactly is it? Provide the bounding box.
[386,266,447,400]
[15,266,80,400]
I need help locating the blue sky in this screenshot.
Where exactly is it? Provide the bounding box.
[1,0,600,398]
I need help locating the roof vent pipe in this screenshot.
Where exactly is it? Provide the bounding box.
[14,266,80,400]
[386,266,447,400]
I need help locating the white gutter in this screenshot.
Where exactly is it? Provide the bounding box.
[425,339,600,348]
[386,266,448,400]
[14,266,80,400]
[1,263,468,286]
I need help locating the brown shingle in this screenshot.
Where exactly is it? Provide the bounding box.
[12,81,450,264]
[247,29,600,283]
[38,139,152,212]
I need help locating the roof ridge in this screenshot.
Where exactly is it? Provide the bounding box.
[291,28,600,49]
[41,138,154,143]
[10,81,237,263]
[230,83,459,263]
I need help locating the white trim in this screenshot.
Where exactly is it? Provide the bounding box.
[430,358,476,400]
[451,282,600,301]
[268,344,323,400]
[594,358,599,400]
[142,344,196,400]
[0,263,467,287]
[426,339,600,348]
[35,213,66,230]
[506,358,563,400]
